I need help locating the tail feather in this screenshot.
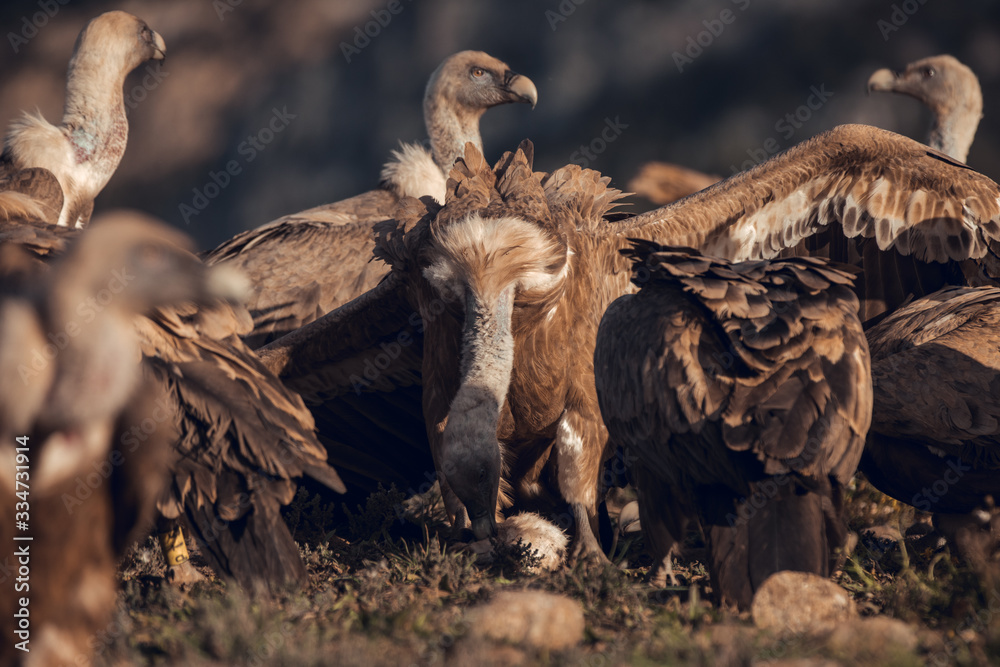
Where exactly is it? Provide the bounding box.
[185,493,307,592]
[708,476,846,610]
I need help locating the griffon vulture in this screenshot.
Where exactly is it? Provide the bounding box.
[0,218,216,667]
[858,57,999,515]
[258,125,1000,563]
[593,243,871,609]
[205,51,538,348]
[0,11,166,228]
[0,211,345,592]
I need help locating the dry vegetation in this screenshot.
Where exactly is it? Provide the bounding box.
[89,480,1000,666]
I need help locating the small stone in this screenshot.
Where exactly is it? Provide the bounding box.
[825,616,919,657]
[463,590,585,650]
[756,660,841,667]
[618,501,642,534]
[496,513,567,572]
[751,571,856,637]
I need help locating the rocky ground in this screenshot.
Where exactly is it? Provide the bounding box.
[87,479,1000,666]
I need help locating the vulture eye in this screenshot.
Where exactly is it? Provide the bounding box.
[921,66,936,78]
[471,67,486,79]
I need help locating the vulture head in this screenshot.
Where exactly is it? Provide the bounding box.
[424,51,538,172]
[867,54,981,162]
[867,55,978,112]
[54,211,213,315]
[419,143,570,539]
[69,11,166,83]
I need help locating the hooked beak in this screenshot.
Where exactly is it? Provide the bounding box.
[471,509,498,541]
[505,73,538,109]
[866,68,897,95]
[150,30,166,60]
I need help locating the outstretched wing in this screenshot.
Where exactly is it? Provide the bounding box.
[619,125,1000,323]
[203,188,401,348]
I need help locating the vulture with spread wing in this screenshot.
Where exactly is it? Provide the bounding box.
[857,56,1000,514]
[260,124,1000,563]
[593,244,871,609]
[0,11,165,228]
[0,218,217,667]
[0,211,344,592]
[205,51,538,348]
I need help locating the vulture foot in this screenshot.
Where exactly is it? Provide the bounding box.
[649,552,679,587]
[166,560,207,588]
[568,503,610,565]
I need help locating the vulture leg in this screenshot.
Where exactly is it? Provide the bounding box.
[708,476,845,609]
[634,467,687,587]
[155,515,205,586]
[555,411,608,563]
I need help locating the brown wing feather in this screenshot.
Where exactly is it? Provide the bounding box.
[862,287,1000,506]
[862,286,1000,512]
[257,269,434,497]
[620,125,1000,270]
[204,188,401,348]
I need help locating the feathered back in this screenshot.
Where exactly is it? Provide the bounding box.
[620,240,870,477]
[541,163,628,233]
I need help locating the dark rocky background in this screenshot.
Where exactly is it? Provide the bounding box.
[2,0,998,249]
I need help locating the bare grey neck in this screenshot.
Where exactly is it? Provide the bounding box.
[424,93,485,173]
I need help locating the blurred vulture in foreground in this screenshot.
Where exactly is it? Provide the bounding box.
[206,50,538,348]
[0,219,213,667]
[594,243,872,609]
[259,123,1000,563]
[0,11,165,228]
[0,211,344,593]
[859,56,999,516]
